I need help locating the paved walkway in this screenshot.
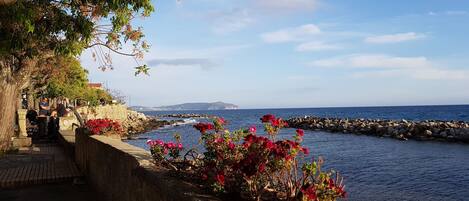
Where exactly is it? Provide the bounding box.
[0,142,81,188]
[0,137,99,201]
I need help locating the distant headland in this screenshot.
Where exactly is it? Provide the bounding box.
[130,101,238,111]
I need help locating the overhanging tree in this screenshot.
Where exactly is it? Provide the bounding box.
[0,0,153,151]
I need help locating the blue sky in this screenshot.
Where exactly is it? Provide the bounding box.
[81,0,469,108]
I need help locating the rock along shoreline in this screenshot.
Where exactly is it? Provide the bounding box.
[286,116,469,143]
[123,110,184,137]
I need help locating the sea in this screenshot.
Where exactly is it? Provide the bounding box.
[126,105,469,201]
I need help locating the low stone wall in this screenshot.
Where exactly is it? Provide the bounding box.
[74,128,219,201]
[60,104,128,131]
[286,116,469,143]
[77,104,129,122]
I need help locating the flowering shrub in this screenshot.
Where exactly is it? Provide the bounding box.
[146,139,183,161]
[193,115,346,200]
[149,115,346,201]
[85,118,123,136]
[261,114,289,140]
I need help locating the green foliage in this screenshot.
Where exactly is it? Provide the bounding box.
[46,57,88,99]
[0,0,154,67]
[44,56,112,106]
[83,88,113,106]
[134,64,150,76]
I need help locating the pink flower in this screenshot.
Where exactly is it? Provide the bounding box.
[214,138,224,143]
[156,140,164,146]
[166,142,175,149]
[248,126,257,133]
[217,117,226,125]
[177,143,183,150]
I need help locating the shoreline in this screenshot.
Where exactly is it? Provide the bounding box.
[122,110,185,137]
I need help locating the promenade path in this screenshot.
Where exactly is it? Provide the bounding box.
[0,132,99,201]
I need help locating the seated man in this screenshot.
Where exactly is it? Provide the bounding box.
[39,97,50,116]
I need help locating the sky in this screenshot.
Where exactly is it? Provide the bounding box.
[80,0,469,109]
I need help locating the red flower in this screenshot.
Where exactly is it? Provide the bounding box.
[272,118,280,126]
[261,114,276,123]
[228,142,236,150]
[258,163,266,172]
[301,185,318,201]
[216,172,225,185]
[263,140,275,150]
[328,178,335,189]
[302,147,309,155]
[296,129,304,137]
[193,123,215,133]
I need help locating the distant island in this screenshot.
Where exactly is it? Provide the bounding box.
[130,101,238,111]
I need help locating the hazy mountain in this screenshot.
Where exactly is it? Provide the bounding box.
[130,101,238,111]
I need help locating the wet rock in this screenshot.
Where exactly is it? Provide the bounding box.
[286,116,469,144]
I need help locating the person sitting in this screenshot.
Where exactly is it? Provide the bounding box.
[39,97,50,116]
[48,110,60,139]
[56,99,68,117]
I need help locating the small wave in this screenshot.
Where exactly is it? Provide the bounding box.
[165,118,198,127]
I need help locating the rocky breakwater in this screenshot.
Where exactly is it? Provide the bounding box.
[160,113,215,119]
[123,110,183,136]
[286,116,469,143]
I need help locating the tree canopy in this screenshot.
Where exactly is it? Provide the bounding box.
[0,0,153,71]
[44,56,113,106]
[0,0,155,151]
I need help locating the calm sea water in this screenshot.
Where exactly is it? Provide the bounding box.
[126,105,469,201]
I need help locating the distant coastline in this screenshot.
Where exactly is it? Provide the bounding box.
[130,101,238,111]
[228,103,469,110]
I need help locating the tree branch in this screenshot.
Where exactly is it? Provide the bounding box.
[86,43,137,57]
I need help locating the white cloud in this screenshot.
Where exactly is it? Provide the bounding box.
[364,32,425,44]
[255,0,317,11]
[210,8,254,34]
[310,54,430,69]
[147,58,217,70]
[445,10,468,15]
[428,10,468,16]
[351,68,469,80]
[348,55,430,69]
[308,54,469,80]
[150,44,251,58]
[260,24,321,43]
[295,41,342,52]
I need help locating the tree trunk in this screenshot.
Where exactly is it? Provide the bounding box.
[0,54,35,152]
[0,81,19,151]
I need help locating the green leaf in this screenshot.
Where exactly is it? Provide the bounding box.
[134,64,150,76]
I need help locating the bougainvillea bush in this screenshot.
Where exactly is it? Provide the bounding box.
[147,115,346,201]
[85,118,123,136]
[146,139,183,161]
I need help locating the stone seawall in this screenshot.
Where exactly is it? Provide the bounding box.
[60,105,129,130]
[60,105,173,136]
[286,116,469,143]
[75,128,219,201]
